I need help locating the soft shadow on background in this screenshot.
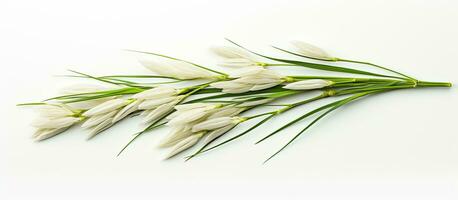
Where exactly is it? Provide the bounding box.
[1,0,457,199]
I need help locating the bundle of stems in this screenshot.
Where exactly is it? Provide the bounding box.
[19,39,452,162]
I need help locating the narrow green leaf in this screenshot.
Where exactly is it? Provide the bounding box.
[124,49,228,76]
[255,100,340,144]
[271,45,333,62]
[272,45,414,80]
[45,87,141,101]
[185,125,238,161]
[190,114,275,158]
[67,70,120,85]
[263,104,339,163]
[116,119,167,157]
[225,39,401,79]
[263,92,371,163]
[61,88,142,103]
[16,102,48,106]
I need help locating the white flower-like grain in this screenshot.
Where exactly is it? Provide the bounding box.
[112,99,142,123]
[163,133,204,159]
[81,110,117,129]
[230,66,265,78]
[31,117,81,129]
[192,116,243,132]
[237,98,273,107]
[87,118,113,139]
[211,46,260,68]
[201,123,236,144]
[283,79,332,90]
[211,69,283,93]
[35,104,75,118]
[132,86,177,100]
[157,125,194,147]
[33,127,71,141]
[83,99,130,117]
[142,98,181,124]
[159,103,242,150]
[167,103,220,126]
[124,86,183,124]
[207,106,244,119]
[138,97,177,110]
[138,56,215,80]
[31,104,82,141]
[82,98,142,138]
[290,40,334,60]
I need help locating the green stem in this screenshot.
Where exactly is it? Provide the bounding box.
[265,63,296,67]
[416,81,452,87]
[336,84,413,95]
[245,111,278,120]
[336,80,452,96]
[337,58,415,80]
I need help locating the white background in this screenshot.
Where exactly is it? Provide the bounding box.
[1,0,458,199]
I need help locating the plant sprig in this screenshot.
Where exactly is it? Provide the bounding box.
[18,38,451,163]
